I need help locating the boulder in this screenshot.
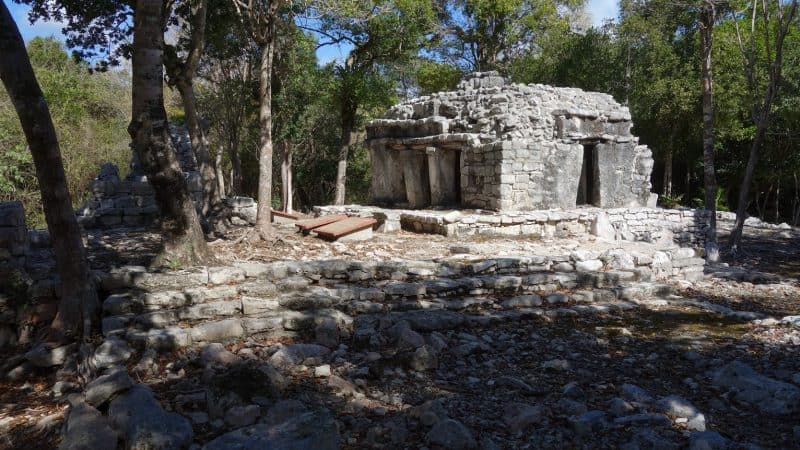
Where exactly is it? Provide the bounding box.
[108,384,193,450]
[712,360,800,415]
[59,402,118,450]
[425,419,477,450]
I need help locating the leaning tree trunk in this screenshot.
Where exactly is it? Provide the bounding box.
[663,147,673,197]
[730,0,798,255]
[0,3,98,339]
[334,114,355,206]
[176,80,219,214]
[129,0,211,266]
[700,3,719,262]
[254,38,276,236]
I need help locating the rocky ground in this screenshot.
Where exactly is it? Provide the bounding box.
[1,222,799,450]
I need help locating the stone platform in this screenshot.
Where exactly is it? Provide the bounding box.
[314,205,710,247]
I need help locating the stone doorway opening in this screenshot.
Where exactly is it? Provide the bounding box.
[427,147,461,207]
[577,143,599,206]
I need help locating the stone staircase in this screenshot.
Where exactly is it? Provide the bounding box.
[96,250,703,353]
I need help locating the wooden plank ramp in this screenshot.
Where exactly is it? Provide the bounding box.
[271,209,301,224]
[313,217,377,241]
[295,214,348,233]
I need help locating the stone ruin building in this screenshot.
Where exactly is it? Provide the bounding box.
[366,72,656,211]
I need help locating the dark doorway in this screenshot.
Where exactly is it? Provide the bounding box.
[577,144,598,205]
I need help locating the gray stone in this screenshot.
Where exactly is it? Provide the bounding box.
[575,259,603,272]
[412,399,449,427]
[85,367,135,406]
[202,408,340,450]
[268,344,330,369]
[502,403,545,433]
[569,410,608,437]
[190,319,244,342]
[59,402,118,450]
[607,397,635,416]
[408,344,439,371]
[201,343,241,366]
[688,431,730,450]
[655,395,706,431]
[555,398,588,416]
[591,212,616,240]
[315,318,340,348]
[711,360,800,415]
[92,337,134,370]
[225,404,261,428]
[24,343,75,367]
[502,294,542,308]
[613,413,671,427]
[621,383,654,404]
[108,384,193,450]
[426,419,477,450]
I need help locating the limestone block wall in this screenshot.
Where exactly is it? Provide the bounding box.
[0,202,60,347]
[315,205,711,248]
[76,170,202,228]
[366,72,655,211]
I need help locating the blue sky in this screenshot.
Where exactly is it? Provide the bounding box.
[8,0,620,64]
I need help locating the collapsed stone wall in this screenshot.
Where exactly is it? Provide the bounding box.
[367,72,654,211]
[0,202,59,348]
[76,125,203,228]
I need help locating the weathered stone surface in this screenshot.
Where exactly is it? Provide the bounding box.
[92,337,134,370]
[24,343,75,367]
[268,344,330,369]
[59,402,118,450]
[426,419,477,450]
[85,367,135,406]
[190,319,244,342]
[202,407,340,450]
[108,384,193,450]
[712,361,800,415]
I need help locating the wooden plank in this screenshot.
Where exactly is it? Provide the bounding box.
[270,209,300,221]
[313,217,377,240]
[295,214,348,232]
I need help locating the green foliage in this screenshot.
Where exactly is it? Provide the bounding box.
[416,60,463,95]
[659,193,685,209]
[0,37,130,227]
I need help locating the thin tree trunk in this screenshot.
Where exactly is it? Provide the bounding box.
[774,177,780,222]
[228,138,243,195]
[730,0,798,254]
[792,172,799,226]
[334,116,354,205]
[129,0,211,266]
[700,2,719,262]
[280,140,293,213]
[177,79,219,214]
[215,146,225,197]
[255,38,275,235]
[0,3,98,339]
[663,147,673,197]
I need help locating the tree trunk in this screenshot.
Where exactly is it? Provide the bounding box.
[215,145,225,197]
[228,138,243,195]
[663,147,673,197]
[774,177,780,222]
[280,140,293,213]
[792,172,799,226]
[700,2,719,262]
[0,3,98,340]
[129,0,211,266]
[176,79,219,214]
[255,38,275,235]
[334,116,354,205]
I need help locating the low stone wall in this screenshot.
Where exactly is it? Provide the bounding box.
[0,202,26,271]
[98,246,705,351]
[314,205,711,247]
